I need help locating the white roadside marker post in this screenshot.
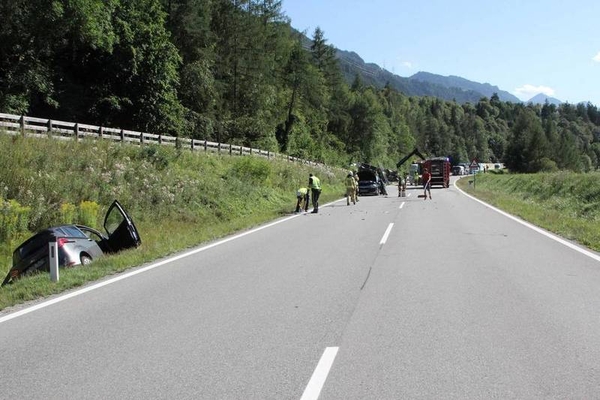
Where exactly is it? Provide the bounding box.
[49,236,59,282]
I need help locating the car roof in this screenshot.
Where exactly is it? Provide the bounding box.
[19,225,85,242]
[47,225,84,234]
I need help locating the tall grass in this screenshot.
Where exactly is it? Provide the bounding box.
[0,134,346,309]
[458,171,600,251]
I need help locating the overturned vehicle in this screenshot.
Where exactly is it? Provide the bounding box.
[2,200,141,286]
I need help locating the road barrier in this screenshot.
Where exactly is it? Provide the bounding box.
[0,112,322,167]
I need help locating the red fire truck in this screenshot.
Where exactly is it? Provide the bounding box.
[396,149,451,189]
[423,157,451,188]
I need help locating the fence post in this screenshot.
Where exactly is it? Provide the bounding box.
[218,142,221,153]
[158,134,162,145]
[120,129,125,143]
[191,139,195,151]
[20,115,25,136]
[74,123,79,142]
[99,126,104,139]
[229,144,232,155]
[240,145,243,155]
[47,119,53,137]
[204,140,207,151]
[140,131,144,145]
[49,237,59,283]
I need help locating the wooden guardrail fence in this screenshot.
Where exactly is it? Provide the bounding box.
[0,113,319,166]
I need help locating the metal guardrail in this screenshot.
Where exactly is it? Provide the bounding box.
[0,112,319,166]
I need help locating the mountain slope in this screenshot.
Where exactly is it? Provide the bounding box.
[336,50,484,103]
[409,71,522,103]
[334,49,520,104]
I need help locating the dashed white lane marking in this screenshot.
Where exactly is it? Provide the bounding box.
[300,347,339,400]
[380,223,394,245]
[399,202,405,209]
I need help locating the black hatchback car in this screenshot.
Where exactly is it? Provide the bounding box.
[2,200,141,286]
[357,170,383,196]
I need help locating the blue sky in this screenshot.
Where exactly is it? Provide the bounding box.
[281,0,599,106]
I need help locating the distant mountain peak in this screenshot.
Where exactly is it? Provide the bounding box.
[527,93,562,105]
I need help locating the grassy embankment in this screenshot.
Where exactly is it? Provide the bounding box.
[0,134,346,310]
[457,170,600,252]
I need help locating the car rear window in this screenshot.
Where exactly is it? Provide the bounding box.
[61,226,87,238]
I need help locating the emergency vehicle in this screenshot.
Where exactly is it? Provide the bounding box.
[423,157,451,188]
[396,149,451,188]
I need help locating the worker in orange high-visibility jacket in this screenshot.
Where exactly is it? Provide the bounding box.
[353,172,360,202]
[345,172,356,205]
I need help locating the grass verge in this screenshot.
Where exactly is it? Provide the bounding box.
[456,171,600,252]
[0,134,346,311]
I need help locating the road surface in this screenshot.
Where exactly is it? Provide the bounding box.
[2,178,600,399]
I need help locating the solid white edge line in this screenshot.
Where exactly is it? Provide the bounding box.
[300,347,339,400]
[0,198,341,324]
[454,179,600,263]
[380,223,394,245]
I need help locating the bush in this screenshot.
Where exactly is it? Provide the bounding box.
[60,203,77,224]
[536,157,559,172]
[78,201,100,227]
[0,199,31,242]
[229,157,273,185]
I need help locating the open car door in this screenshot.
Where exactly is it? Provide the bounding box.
[103,200,142,253]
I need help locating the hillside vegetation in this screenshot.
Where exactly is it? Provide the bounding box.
[0,134,345,310]
[1,1,599,171]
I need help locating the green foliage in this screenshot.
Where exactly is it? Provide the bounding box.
[1,0,599,172]
[229,157,273,185]
[0,199,30,242]
[78,201,100,227]
[0,0,183,134]
[60,203,77,224]
[137,145,175,170]
[0,133,346,244]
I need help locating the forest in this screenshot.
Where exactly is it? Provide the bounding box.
[1,0,599,172]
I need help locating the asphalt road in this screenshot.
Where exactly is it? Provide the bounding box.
[2,178,600,399]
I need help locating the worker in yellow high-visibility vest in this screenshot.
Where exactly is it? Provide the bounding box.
[308,173,321,213]
[295,187,309,213]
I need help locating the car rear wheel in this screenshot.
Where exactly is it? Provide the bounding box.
[80,255,93,266]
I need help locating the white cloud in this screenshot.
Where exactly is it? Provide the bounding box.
[395,56,414,69]
[515,84,555,99]
[593,52,600,62]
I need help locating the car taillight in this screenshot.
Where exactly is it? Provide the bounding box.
[57,238,70,248]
